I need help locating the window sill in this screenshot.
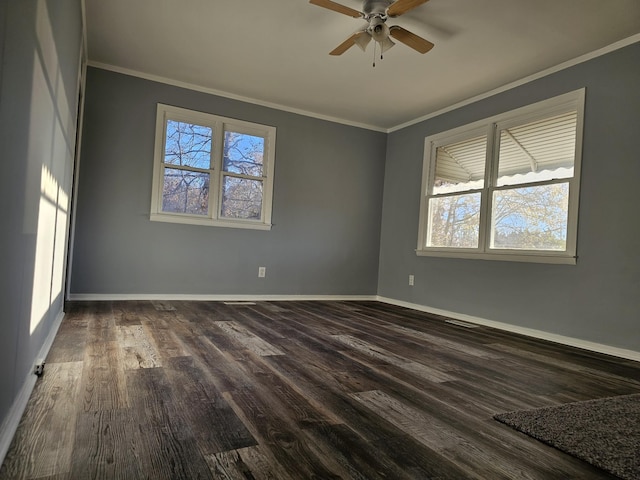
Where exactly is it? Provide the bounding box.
[415,249,577,265]
[150,213,272,231]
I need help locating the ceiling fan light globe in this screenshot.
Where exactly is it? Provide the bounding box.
[380,36,395,53]
[369,18,390,42]
[354,32,372,51]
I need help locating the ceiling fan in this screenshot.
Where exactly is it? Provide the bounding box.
[310,0,434,60]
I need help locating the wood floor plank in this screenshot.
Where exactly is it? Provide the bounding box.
[229,349,341,428]
[222,389,342,479]
[214,321,285,356]
[19,474,70,480]
[79,340,128,412]
[112,300,155,326]
[45,314,88,363]
[332,334,457,383]
[140,312,190,359]
[178,333,259,393]
[165,306,208,339]
[220,305,289,347]
[70,408,143,479]
[0,362,83,479]
[254,354,348,426]
[85,307,118,344]
[173,304,241,352]
[151,300,176,311]
[164,355,257,454]
[117,324,162,369]
[301,423,420,480]
[387,323,502,359]
[204,445,294,480]
[125,367,213,479]
[370,433,476,479]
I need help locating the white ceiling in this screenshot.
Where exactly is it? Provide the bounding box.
[84,0,640,131]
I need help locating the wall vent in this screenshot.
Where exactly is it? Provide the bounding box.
[445,319,479,328]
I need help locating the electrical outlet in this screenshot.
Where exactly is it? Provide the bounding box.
[258,267,266,278]
[409,274,414,286]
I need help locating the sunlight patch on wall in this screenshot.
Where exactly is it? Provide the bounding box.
[30,164,58,335]
[27,0,75,335]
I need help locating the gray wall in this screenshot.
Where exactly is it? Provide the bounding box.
[378,42,640,352]
[0,0,82,442]
[70,68,387,296]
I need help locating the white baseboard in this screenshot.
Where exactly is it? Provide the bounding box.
[377,296,640,363]
[0,373,36,466]
[0,309,65,465]
[68,293,378,302]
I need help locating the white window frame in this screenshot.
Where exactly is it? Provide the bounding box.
[417,89,585,264]
[150,104,276,230]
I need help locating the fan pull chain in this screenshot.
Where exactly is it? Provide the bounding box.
[373,41,377,67]
[372,41,385,67]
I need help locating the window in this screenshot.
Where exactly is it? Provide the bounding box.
[417,90,584,264]
[150,104,276,229]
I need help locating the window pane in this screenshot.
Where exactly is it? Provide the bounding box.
[427,193,481,248]
[223,131,264,177]
[433,135,486,194]
[497,111,576,186]
[162,168,209,215]
[221,176,263,220]
[164,120,212,169]
[491,183,569,251]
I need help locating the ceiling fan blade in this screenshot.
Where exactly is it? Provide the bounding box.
[309,0,362,18]
[329,33,360,55]
[387,0,430,17]
[389,26,434,53]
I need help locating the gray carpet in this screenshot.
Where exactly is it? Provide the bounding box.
[494,394,640,480]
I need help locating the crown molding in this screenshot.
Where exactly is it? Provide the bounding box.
[85,61,387,133]
[388,34,640,133]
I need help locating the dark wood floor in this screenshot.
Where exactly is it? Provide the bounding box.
[2,300,639,479]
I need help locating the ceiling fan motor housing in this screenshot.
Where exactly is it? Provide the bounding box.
[363,0,393,17]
